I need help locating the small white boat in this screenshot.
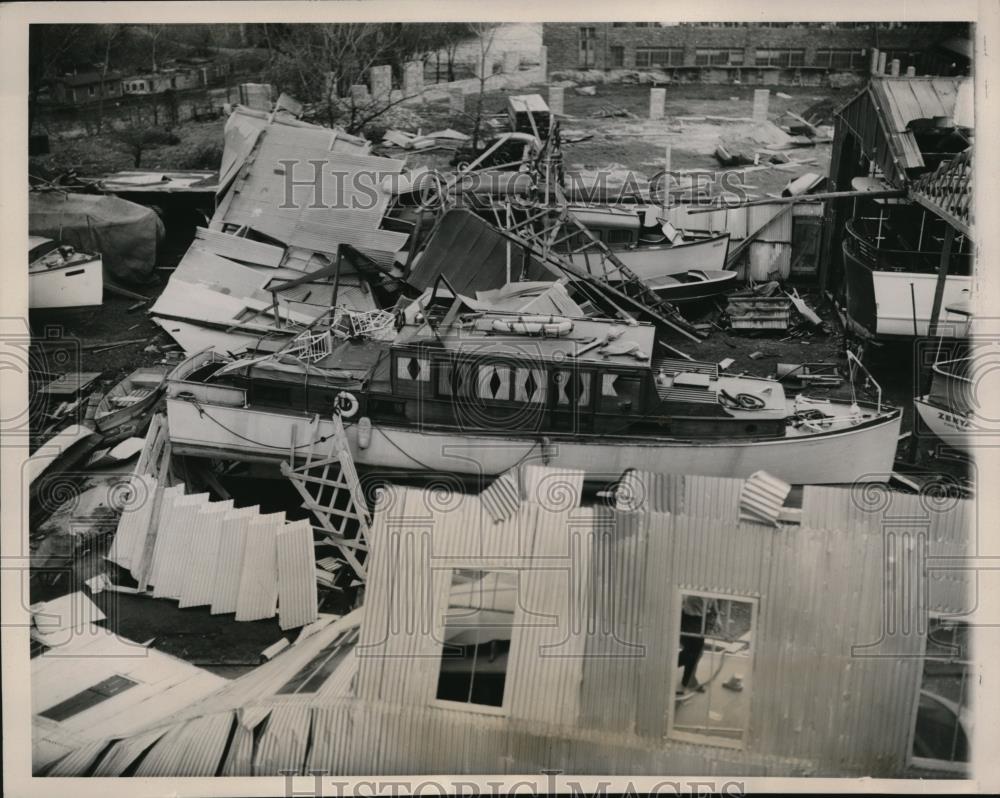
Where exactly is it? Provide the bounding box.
[646,269,738,303]
[29,237,103,309]
[95,366,171,439]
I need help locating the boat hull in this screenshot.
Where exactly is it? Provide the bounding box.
[842,243,971,340]
[28,257,103,309]
[913,397,985,453]
[570,235,731,279]
[648,270,738,303]
[166,398,902,485]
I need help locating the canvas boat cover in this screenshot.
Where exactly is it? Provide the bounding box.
[29,191,164,284]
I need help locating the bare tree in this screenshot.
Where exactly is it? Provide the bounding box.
[95,24,122,134]
[467,23,499,152]
[28,25,81,134]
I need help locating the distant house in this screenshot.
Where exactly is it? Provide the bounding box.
[50,70,123,105]
[122,66,203,96]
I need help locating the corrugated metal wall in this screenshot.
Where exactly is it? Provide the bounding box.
[353,469,971,776]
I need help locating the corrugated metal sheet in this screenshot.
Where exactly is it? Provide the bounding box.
[478,469,521,522]
[150,493,210,598]
[277,519,319,630]
[739,470,792,525]
[43,738,113,776]
[133,711,235,776]
[221,706,272,776]
[194,226,285,267]
[253,703,313,775]
[90,727,168,776]
[235,511,283,622]
[106,473,156,571]
[211,506,258,614]
[178,500,233,609]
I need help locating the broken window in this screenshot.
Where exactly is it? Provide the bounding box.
[435,569,516,710]
[911,617,971,770]
[277,627,360,695]
[671,591,755,748]
[39,674,138,722]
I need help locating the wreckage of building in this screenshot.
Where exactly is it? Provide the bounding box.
[36,466,971,777]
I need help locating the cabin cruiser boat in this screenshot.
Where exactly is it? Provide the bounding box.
[841,197,972,341]
[166,305,901,485]
[28,236,103,309]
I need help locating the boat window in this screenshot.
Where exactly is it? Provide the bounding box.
[911,617,971,770]
[554,369,592,408]
[477,362,513,401]
[252,382,292,408]
[436,569,516,711]
[39,674,138,722]
[599,372,643,413]
[671,591,755,748]
[605,228,635,245]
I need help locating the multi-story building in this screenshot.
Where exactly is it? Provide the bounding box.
[543,22,970,84]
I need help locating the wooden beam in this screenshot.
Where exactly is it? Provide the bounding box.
[686,187,905,214]
[927,224,955,340]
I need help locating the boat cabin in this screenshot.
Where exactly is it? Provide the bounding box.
[386,314,788,439]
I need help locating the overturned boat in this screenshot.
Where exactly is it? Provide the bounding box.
[166,306,901,485]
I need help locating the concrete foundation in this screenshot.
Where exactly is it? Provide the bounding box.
[403,61,423,97]
[369,65,392,99]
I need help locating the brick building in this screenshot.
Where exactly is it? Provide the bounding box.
[543,22,970,83]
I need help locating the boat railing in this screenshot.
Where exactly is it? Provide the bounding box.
[843,219,942,272]
[846,350,882,413]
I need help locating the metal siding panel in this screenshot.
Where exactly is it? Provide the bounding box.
[178,500,233,608]
[254,704,313,776]
[211,506,258,614]
[277,519,319,630]
[235,512,284,621]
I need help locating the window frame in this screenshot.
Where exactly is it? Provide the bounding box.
[906,613,972,773]
[635,47,684,69]
[432,568,518,717]
[668,588,758,750]
[38,674,139,722]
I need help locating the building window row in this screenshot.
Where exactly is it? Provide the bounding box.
[754,48,806,67]
[695,48,745,67]
[635,47,684,68]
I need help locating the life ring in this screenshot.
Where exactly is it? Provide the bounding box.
[334,391,359,419]
[491,315,573,337]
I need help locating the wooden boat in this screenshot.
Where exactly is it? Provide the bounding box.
[645,269,738,303]
[565,205,731,279]
[95,366,171,439]
[165,309,902,486]
[28,237,103,309]
[841,200,972,341]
